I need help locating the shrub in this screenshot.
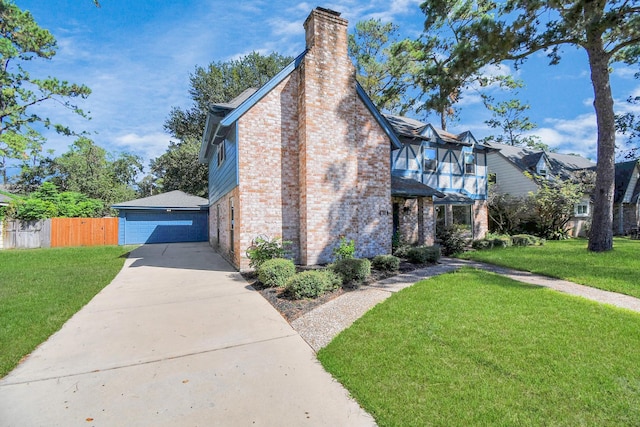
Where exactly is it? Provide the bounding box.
[406,245,441,264]
[285,270,337,299]
[257,258,296,288]
[436,226,470,256]
[333,236,355,261]
[393,243,412,258]
[372,254,400,272]
[511,234,544,247]
[472,235,511,250]
[246,236,291,270]
[471,239,494,250]
[322,269,343,292]
[331,258,371,286]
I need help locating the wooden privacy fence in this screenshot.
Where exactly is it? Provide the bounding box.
[2,217,118,249]
[50,217,118,247]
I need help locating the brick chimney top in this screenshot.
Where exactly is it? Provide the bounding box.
[315,7,341,17]
[304,7,348,51]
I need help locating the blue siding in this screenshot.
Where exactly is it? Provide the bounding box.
[208,124,238,204]
[392,141,488,200]
[121,210,208,244]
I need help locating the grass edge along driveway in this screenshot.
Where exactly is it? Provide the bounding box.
[458,237,640,299]
[318,268,640,427]
[0,245,133,378]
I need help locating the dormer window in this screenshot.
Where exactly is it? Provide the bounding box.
[422,147,437,173]
[538,168,547,177]
[464,153,475,174]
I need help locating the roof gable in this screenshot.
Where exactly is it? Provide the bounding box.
[615,160,640,203]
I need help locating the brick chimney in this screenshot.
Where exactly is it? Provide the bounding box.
[298,8,360,265]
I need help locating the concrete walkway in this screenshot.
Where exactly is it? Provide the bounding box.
[292,257,640,351]
[0,243,374,426]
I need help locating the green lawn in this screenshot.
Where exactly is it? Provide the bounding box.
[458,237,640,299]
[318,268,640,426]
[0,245,132,377]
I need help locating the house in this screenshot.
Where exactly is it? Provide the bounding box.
[613,159,640,236]
[112,190,208,245]
[484,141,596,236]
[199,8,488,270]
[385,115,491,241]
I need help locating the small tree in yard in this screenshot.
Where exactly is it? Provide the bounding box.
[487,186,529,235]
[526,170,594,240]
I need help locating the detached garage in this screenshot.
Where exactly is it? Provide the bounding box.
[112,191,209,245]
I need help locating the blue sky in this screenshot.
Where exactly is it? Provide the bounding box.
[11,0,640,177]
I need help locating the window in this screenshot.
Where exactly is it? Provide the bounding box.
[488,173,497,184]
[574,202,589,217]
[217,142,226,167]
[452,205,472,231]
[464,153,475,174]
[422,147,437,173]
[538,168,547,178]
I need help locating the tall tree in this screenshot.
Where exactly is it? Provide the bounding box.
[0,0,91,184]
[423,0,640,251]
[482,92,546,148]
[157,51,292,195]
[348,19,413,114]
[403,0,502,130]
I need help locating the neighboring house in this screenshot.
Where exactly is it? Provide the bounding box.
[112,190,208,245]
[484,142,596,236]
[199,8,488,270]
[613,159,640,236]
[385,115,490,241]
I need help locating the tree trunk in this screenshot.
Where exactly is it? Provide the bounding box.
[585,27,615,252]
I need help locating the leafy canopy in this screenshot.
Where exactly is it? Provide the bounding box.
[0,0,91,183]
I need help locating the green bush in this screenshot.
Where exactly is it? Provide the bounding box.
[257,258,296,288]
[406,245,441,264]
[472,235,511,250]
[436,226,470,256]
[285,270,337,299]
[511,234,544,247]
[246,236,291,269]
[332,258,371,285]
[372,254,400,272]
[322,269,343,292]
[393,243,412,258]
[333,236,356,261]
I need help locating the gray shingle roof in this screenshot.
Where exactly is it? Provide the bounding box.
[614,160,640,204]
[112,190,208,210]
[391,175,444,199]
[486,141,596,179]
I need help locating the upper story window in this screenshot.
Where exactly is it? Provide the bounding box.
[217,142,226,167]
[536,158,549,178]
[422,147,437,173]
[574,202,589,217]
[464,152,475,174]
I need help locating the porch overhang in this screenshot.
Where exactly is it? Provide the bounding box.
[391,175,445,199]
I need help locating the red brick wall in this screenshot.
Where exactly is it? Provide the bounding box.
[297,8,391,264]
[215,8,393,269]
[473,200,489,239]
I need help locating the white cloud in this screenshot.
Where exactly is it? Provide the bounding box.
[538,113,598,159]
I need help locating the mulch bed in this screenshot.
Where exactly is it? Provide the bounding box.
[242,261,427,322]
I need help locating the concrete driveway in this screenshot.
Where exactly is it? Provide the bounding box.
[0,243,374,426]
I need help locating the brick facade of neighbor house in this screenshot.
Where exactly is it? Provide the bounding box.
[206,8,392,270]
